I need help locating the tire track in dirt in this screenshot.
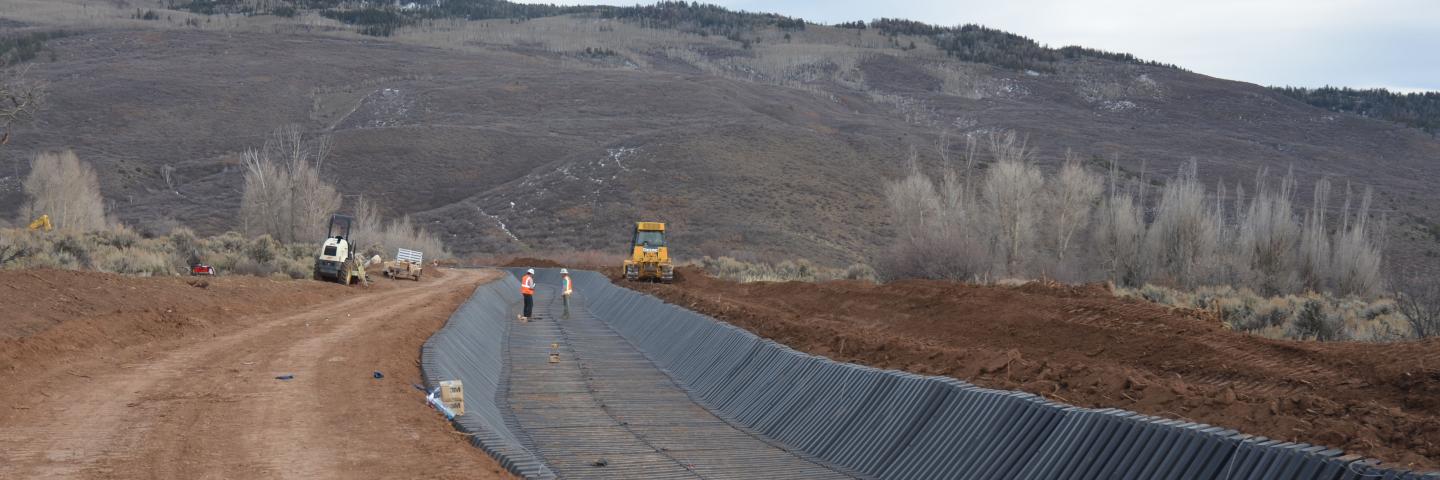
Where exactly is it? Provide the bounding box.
[0,269,514,480]
[1060,302,1341,396]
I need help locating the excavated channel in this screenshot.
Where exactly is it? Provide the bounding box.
[423,269,1434,480]
[503,278,853,479]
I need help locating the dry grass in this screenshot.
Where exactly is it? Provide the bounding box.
[0,226,316,279]
[701,256,877,283]
[1118,283,1411,341]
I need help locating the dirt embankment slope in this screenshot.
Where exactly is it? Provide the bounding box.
[627,267,1440,471]
[0,268,513,480]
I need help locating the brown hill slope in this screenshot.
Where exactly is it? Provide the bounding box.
[2,12,1438,267]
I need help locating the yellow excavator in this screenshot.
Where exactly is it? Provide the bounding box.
[27,214,52,232]
[623,221,673,283]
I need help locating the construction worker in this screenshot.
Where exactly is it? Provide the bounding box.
[560,268,573,319]
[520,268,536,320]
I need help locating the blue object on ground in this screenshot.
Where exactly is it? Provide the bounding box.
[275,374,294,380]
[373,371,384,379]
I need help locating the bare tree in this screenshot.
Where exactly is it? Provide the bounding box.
[352,195,385,250]
[876,134,1385,298]
[1297,178,1332,292]
[350,195,448,260]
[20,150,106,231]
[881,134,990,281]
[240,126,341,243]
[1331,184,1383,296]
[933,143,987,280]
[0,64,46,146]
[1093,159,1147,286]
[885,154,941,244]
[1236,169,1300,295]
[980,132,1043,276]
[1145,160,1220,288]
[1044,151,1102,264]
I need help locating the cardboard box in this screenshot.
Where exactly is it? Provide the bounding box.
[439,380,465,416]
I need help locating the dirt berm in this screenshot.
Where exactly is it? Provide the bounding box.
[0,268,514,479]
[626,267,1440,471]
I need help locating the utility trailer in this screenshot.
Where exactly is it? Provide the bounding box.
[383,248,424,281]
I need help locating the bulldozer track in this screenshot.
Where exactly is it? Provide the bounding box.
[1056,302,1354,397]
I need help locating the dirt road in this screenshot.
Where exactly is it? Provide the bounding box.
[0,268,513,480]
[628,267,1440,471]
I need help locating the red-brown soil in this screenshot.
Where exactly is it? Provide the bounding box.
[625,267,1440,471]
[0,268,513,479]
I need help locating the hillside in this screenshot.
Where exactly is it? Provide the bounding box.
[2,0,1439,270]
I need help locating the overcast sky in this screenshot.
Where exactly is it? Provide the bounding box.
[544,0,1439,92]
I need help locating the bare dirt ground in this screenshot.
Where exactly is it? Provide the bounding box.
[0,268,513,480]
[627,267,1440,471]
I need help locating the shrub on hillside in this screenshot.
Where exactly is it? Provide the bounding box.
[701,255,877,283]
[94,248,172,277]
[1291,299,1347,341]
[1119,284,1412,341]
[0,227,320,279]
[169,227,201,264]
[248,234,281,264]
[1395,276,1440,338]
[1254,301,1294,330]
[844,262,879,281]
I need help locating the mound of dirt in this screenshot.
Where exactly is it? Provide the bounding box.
[628,267,1440,470]
[0,269,356,371]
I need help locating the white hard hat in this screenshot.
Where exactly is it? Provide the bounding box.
[526,268,535,274]
[561,268,569,274]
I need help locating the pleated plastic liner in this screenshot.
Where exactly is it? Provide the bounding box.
[421,269,1434,480]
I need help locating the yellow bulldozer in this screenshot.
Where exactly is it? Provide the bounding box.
[622,221,673,283]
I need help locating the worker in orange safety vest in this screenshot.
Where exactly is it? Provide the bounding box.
[520,268,536,320]
[560,268,573,319]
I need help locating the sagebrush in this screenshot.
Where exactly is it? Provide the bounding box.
[702,256,877,283]
[1118,283,1412,341]
[0,226,313,279]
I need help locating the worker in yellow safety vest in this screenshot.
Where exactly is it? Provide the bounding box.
[520,268,536,320]
[561,268,573,319]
